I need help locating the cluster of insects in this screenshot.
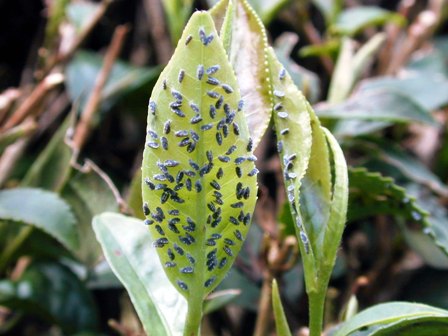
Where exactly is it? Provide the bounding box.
[142,22,258,295]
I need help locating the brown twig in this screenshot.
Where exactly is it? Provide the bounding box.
[39,0,113,79]
[1,73,64,131]
[253,235,299,336]
[0,89,20,126]
[385,4,439,74]
[143,0,173,64]
[71,158,129,213]
[0,138,29,187]
[71,24,129,161]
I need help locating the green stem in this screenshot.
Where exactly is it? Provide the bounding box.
[308,289,326,336]
[0,226,33,273]
[183,299,203,336]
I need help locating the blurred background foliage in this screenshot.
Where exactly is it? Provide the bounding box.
[0,0,448,335]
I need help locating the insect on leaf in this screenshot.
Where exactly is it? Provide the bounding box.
[266,47,317,281]
[141,11,258,303]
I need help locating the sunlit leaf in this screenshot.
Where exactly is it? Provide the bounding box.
[266,47,315,277]
[328,34,386,103]
[141,10,258,310]
[93,212,187,335]
[210,0,272,149]
[272,279,292,336]
[0,261,99,333]
[333,302,448,336]
[0,188,78,254]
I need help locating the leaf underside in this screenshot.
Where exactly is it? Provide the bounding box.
[142,11,258,300]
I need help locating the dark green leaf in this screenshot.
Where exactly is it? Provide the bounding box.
[21,115,72,191]
[348,168,429,225]
[66,50,160,113]
[93,212,187,335]
[0,261,99,333]
[0,188,78,254]
[62,169,119,268]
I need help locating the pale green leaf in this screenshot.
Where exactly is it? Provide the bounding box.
[266,47,316,276]
[210,0,272,149]
[333,302,448,336]
[93,213,187,336]
[141,11,258,304]
[332,7,405,36]
[328,34,386,103]
[0,188,78,254]
[321,127,348,265]
[272,279,292,336]
[327,38,355,104]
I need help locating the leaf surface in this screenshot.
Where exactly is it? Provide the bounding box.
[141,11,258,302]
[0,261,98,333]
[272,279,292,336]
[210,0,271,149]
[0,188,78,254]
[93,213,187,336]
[333,302,448,336]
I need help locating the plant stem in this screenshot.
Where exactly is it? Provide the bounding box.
[308,289,326,336]
[0,226,33,274]
[253,272,273,336]
[183,299,203,336]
